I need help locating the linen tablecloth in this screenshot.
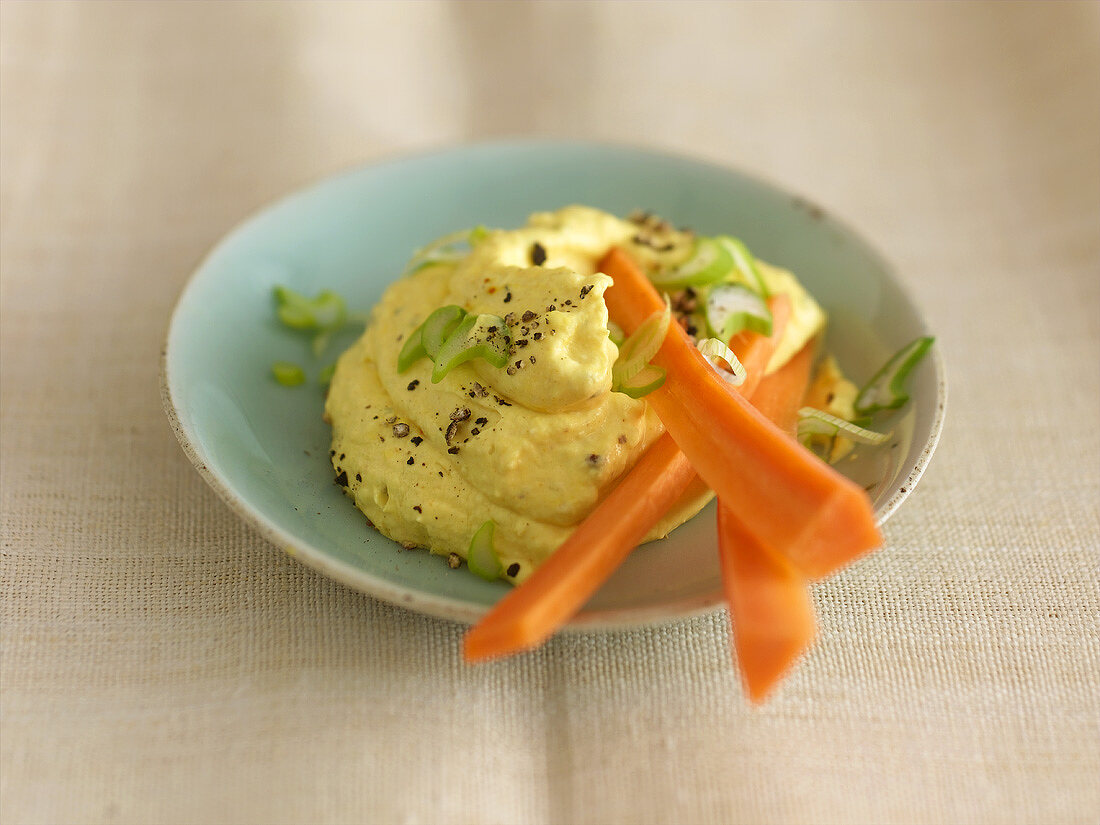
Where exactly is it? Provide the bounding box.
[2,3,1097,823]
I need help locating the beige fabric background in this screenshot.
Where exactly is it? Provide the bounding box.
[2,2,1098,824]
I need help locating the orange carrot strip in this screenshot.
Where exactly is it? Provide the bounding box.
[718,338,818,701]
[748,340,815,438]
[602,247,666,331]
[599,247,880,579]
[463,298,792,662]
[726,303,816,700]
[601,277,816,697]
[464,433,696,661]
[718,501,817,703]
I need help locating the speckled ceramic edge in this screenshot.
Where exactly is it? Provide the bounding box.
[872,346,948,527]
[160,139,947,631]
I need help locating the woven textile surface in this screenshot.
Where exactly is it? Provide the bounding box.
[2,3,1098,824]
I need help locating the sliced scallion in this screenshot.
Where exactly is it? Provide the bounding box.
[271,361,306,387]
[696,337,746,386]
[421,305,468,359]
[854,336,935,415]
[617,364,667,398]
[308,290,347,329]
[650,237,733,289]
[274,286,348,332]
[430,313,513,383]
[273,290,315,329]
[318,363,336,385]
[607,321,626,347]
[273,285,360,359]
[611,299,670,387]
[704,282,772,341]
[397,324,426,372]
[716,235,770,297]
[467,520,502,581]
[797,407,891,445]
[404,227,489,274]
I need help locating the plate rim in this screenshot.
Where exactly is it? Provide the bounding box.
[160,138,947,630]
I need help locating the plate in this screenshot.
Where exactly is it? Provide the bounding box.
[161,140,946,628]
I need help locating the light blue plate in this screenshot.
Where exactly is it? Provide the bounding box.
[161,140,946,628]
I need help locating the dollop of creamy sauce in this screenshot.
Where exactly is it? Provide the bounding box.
[324,206,823,583]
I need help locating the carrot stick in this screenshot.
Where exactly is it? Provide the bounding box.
[717,338,819,701]
[725,300,816,700]
[571,252,815,695]
[599,248,880,580]
[464,433,696,661]
[463,290,793,662]
[718,501,817,703]
[464,299,795,661]
[748,340,815,438]
[602,247,666,330]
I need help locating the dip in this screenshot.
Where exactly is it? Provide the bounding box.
[324,206,824,583]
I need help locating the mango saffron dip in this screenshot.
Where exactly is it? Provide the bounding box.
[323,206,830,584]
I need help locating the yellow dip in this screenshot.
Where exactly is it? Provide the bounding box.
[324,206,825,583]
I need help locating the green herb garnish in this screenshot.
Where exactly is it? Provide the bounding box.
[430,313,512,384]
[271,286,366,387]
[854,336,935,415]
[467,520,502,581]
[398,305,513,383]
[274,286,347,332]
[272,362,306,386]
[404,226,492,275]
[704,282,772,340]
[650,237,733,290]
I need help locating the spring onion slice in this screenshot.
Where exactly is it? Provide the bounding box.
[318,363,336,386]
[797,407,891,445]
[404,226,489,274]
[854,336,935,415]
[617,364,667,398]
[397,324,427,372]
[274,286,348,331]
[273,289,315,329]
[607,321,626,347]
[307,291,346,329]
[612,299,671,386]
[468,225,490,245]
[421,305,468,359]
[704,282,773,340]
[649,237,734,289]
[696,337,746,386]
[271,361,306,387]
[716,236,770,297]
[431,313,513,383]
[467,520,502,581]
[273,285,356,359]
